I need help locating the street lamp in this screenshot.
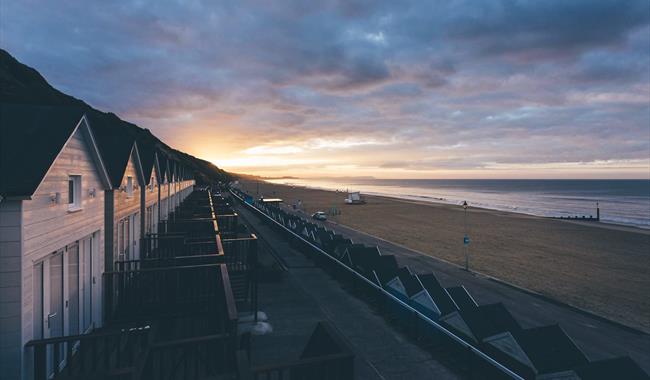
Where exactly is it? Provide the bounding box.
[462,201,470,271]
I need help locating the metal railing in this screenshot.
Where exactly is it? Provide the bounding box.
[231,188,525,380]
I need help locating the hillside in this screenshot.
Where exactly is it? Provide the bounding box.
[0,49,231,184]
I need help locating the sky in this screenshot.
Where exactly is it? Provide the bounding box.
[1,0,649,179]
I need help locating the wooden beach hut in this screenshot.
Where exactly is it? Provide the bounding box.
[0,105,111,379]
[483,324,589,379]
[89,112,150,266]
[413,273,459,319]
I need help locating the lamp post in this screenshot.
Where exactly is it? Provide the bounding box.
[462,201,470,271]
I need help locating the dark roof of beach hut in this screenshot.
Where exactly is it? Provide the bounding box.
[0,104,86,197]
[574,357,649,380]
[459,303,521,340]
[333,241,354,260]
[513,325,588,375]
[87,112,139,188]
[373,255,399,285]
[446,286,478,311]
[396,267,423,297]
[418,273,458,315]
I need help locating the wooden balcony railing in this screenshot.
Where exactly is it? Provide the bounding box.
[25,325,150,380]
[221,235,257,273]
[164,218,216,238]
[114,254,222,272]
[137,332,237,380]
[103,263,237,326]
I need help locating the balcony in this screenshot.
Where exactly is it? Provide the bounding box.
[24,188,355,380]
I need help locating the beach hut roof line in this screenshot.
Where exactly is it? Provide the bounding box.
[483,331,537,375]
[512,325,589,375]
[458,303,522,341]
[135,134,158,184]
[0,104,111,198]
[85,112,143,188]
[417,273,458,315]
[573,357,649,380]
[446,285,479,311]
[395,268,423,297]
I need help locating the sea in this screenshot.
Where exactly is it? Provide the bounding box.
[265,178,650,229]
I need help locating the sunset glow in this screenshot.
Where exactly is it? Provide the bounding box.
[2,1,648,179]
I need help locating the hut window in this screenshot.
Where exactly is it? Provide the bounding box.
[127,176,134,197]
[68,175,82,210]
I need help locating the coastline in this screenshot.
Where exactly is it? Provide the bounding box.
[265,178,650,230]
[239,180,650,333]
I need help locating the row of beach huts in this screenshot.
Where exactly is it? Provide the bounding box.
[231,187,648,380]
[0,104,195,379]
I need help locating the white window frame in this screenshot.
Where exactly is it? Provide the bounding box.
[68,175,82,211]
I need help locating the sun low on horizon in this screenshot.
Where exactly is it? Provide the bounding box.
[2,1,649,179]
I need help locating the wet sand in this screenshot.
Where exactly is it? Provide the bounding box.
[238,180,650,333]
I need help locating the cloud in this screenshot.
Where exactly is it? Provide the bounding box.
[1,0,648,177]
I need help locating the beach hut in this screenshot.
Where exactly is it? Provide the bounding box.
[483,324,589,379]
[371,255,400,286]
[325,234,351,255]
[91,113,146,265]
[413,273,458,319]
[343,245,382,279]
[140,146,161,237]
[0,105,111,379]
[157,153,170,224]
[573,357,649,380]
[384,267,422,301]
[333,240,355,261]
[439,303,521,344]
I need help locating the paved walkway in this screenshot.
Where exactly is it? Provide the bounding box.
[237,203,464,380]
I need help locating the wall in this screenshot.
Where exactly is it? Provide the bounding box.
[0,199,22,379]
[144,167,158,234]
[112,149,142,259]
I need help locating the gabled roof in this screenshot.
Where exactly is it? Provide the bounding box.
[395,267,423,297]
[373,255,399,285]
[459,303,521,340]
[512,325,588,375]
[0,104,109,197]
[418,274,458,315]
[446,286,478,311]
[137,134,157,184]
[158,150,169,183]
[87,112,138,188]
[574,357,649,380]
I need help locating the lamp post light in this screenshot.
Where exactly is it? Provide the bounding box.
[462,201,470,271]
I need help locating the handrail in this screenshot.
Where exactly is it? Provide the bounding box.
[215,234,225,256]
[25,326,150,346]
[221,236,257,242]
[116,253,220,265]
[220,264,239,322]
[104,262,222,275]
[150,332,231,349]
[231,188,525,380]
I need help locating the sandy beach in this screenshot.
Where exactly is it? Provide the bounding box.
[239,180,650,333]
